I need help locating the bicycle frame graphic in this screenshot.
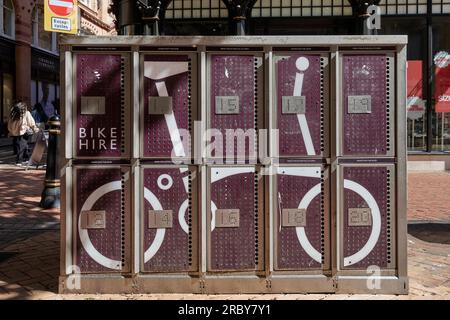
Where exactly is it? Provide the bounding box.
[77,55,382,270]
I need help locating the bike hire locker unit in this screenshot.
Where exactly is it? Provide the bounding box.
[59,36,408,294]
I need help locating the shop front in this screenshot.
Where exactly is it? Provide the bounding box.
[30,48,60,118]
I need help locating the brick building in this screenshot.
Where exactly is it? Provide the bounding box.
[0,0,115,137]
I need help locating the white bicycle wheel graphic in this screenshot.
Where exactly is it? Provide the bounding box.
[293,180,381,266]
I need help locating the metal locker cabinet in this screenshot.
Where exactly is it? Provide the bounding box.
[73,166,131,274]
[73,52,131,158]
[273,164,330,271]
[206,166,264,272]
[338,52,396,157]
[337,164,396,271]
[140,165,198,273]
[206,51,264,162]
[141,53,197,160]
[272,51,330,158]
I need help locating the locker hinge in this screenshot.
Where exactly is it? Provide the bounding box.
[332,277,338,291]
[131,276,140,294]
[265,279,272,291]
[199,280,206,294]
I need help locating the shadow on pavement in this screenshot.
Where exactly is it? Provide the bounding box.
[0,167,60,299]
[408,222,450,245]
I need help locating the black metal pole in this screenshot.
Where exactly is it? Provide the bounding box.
[137,1,172,36]
[222,1,257,36]
[118,0,140,35]
[40,114,61,209]
[142,18,160,35]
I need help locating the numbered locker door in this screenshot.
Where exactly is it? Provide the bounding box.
[141,54,196,159]
[274,165,330,270]
[208,166,263,272]
[338,164,396,270]
[207,53,263,161]
[74,53,130,158]
[74,166,130,273]
[141,166,198,272]
[339,53,395,157]
[273,52,329,158]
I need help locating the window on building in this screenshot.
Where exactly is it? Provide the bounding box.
[32,5,58,53]
[38,6,52,51]
[0,0,15,38]
[80,0,98,11]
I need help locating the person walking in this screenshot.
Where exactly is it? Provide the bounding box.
[31,102,49,131]
[7,102,39,166]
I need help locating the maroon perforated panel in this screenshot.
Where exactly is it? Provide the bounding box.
[142,167,193,272]
[76,54,124,158]
[342,55,389,156]
[210,168,258,271]
[343,166,392,269]
[276,167,323,270]
[276,54,324,156]
[143,55,191,158]
[75,167,123,273]
[210,55,257,159]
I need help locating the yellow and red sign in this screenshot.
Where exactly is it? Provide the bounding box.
[44,0,78,34]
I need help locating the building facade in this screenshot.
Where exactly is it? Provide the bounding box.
[0,0,115,137]
[1,0,449,156]
[157,0,450,155]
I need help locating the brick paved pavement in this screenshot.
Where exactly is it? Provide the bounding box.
[408,172,450,222]
[0,165,448,300]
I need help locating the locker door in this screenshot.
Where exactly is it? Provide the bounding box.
[75,53,130,158]
[339,165,396,270]
[208,166,263,272]
[141,166,197,272]
[208,54,262,162]
[74,166,130,273]
[142,54,194,159]
[274,53,328,157]
[274,166,329,270]
[340,53,395,157]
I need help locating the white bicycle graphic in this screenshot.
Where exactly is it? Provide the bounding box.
[77,56,381,270]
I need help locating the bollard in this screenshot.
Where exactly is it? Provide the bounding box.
[40,114,61,209]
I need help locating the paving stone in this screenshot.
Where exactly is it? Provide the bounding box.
[0,166,449,299]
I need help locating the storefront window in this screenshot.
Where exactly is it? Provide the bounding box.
[380,17,428,152]
[1,0,14,38]
[37,6,52,51]
[407,60,427,151]
[31,81,58,117]
[432,17,450,152]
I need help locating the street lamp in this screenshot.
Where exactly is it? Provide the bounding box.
[221,0,257,35]
[348,0,381,35]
